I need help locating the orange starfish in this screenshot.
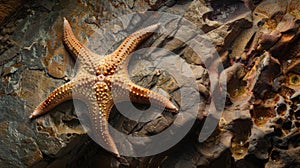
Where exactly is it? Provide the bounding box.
[30,18,177,157]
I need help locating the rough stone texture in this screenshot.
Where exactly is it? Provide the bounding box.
[0,0,299,168]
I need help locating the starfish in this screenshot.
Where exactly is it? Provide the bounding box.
[30,18,178,157]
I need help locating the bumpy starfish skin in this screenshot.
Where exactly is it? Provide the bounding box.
[30,18,178,157]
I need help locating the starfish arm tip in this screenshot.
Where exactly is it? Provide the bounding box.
[29,110,40,119]
[146,23,160,32]
[63,18,70,27]
[114,151,120,158]
[167,101,178,111]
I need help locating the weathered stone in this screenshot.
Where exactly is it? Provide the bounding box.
[0,121,43,167]
[0,0,25,25]
[0,95,43,167]
[0,0,300,167]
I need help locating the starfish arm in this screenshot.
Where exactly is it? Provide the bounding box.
[30,81,73,119]
[110,76,177,111]
[87,82,119,157]
[86,98,119,157]
[71,79,119,156]
[129,83,178,111]
[100,24,160,75]
[63,18,97,73]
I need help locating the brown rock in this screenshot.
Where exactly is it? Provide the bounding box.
[0,0,300,167]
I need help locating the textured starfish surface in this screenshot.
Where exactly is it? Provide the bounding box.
[30,18,178,157]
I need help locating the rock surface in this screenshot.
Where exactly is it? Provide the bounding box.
[0,0,299,167]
